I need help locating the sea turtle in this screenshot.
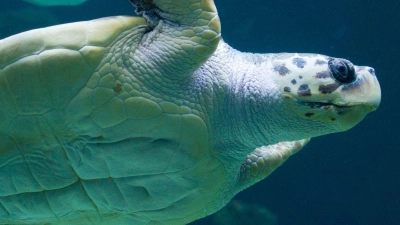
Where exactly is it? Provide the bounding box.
[0,0,381,224]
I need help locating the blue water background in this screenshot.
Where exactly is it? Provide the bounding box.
[0,0,399,224]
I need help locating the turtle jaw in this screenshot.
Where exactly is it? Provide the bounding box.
[333,104,375,130]
[302,100,379,112]
[296,100,378,131]
[279,87,381,132]
[326,99,380,131]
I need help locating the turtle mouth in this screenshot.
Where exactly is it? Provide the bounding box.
[299,101,349,109]
[300,101,377,111]
[299,101,377,117]
[299,101,355,116]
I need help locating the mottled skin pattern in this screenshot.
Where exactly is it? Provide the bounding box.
[0,0,380,224]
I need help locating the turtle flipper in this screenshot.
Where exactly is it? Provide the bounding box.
[237,139,310,192]
[130,0,221,78]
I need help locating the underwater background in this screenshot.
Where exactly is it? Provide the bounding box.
[0,0,399,224]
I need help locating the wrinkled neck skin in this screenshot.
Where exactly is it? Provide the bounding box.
[207,42,322,165]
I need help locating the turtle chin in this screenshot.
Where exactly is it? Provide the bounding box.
[295,101,377,132]
[333,104,375,130]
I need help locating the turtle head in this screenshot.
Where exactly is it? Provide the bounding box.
[269,54,381,132]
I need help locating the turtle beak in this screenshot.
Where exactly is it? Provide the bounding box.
[334,66,381,111]
[329,66,381,130]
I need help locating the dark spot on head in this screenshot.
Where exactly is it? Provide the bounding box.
[318,83,341,94]
[305,112,314,117]
[299,76,303,79]
[297,84,312,96]
[113,83,123,93]
[315,70,332,79]
[292,58,307,68]
[342,78,362,92]
[284,86,291,92]
[291,79,297,85]
[315,59,327,65]
[274,64,291,76]
[330,117,336,121]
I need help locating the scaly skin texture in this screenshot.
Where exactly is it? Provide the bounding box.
[0,0,380,224]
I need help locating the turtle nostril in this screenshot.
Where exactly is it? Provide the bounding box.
[368,68,376,76]
[328,58,356,84]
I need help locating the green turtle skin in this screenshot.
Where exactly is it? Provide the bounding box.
[0,0,380,224]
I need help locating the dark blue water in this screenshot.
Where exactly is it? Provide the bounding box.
[1,0,399,224]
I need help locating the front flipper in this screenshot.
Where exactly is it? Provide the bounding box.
[237,139,310,191]
[130,0,221,78]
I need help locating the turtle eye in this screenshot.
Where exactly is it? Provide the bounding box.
[328,58,356,83]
